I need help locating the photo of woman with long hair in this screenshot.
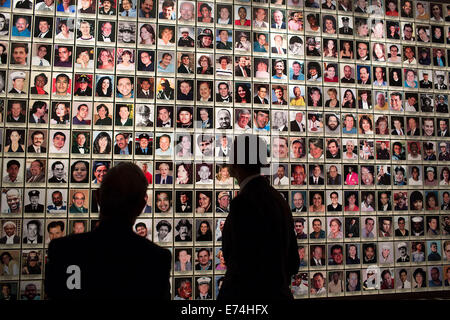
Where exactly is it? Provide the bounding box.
[92,131,112,154]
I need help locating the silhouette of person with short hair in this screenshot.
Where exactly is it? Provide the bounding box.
[218,134,299,300]
[45,162,171,299]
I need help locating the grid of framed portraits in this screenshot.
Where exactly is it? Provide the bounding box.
[0,0,450,301]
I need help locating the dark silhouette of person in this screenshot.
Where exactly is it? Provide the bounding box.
[45,162,171,299]
[217,134,299,300]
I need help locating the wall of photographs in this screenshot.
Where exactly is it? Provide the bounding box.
[0,0,449,300]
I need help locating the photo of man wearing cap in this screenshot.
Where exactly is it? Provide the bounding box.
[396,242,410,263]
[24,190,44,213]
[73,74,92,96]
[118,22,135,44]
[135,105,154,127]
[198,28,213,49]
[8,71,27,94]
[99,0,116,15]
[411,216,424,236]
[424,166,437,186]
[178,27,194,47]
[339,16,353,35]
[195,276,212,300]
[216,191,230,213]
[135,133,152,155]
[439,142,450,161]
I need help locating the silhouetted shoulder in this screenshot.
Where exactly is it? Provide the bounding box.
[220,175,298,300]
[46,226,171,300]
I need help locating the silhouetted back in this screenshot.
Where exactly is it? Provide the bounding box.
[45,221,171,299]
[218,175,299,300]
[45,163,171,299]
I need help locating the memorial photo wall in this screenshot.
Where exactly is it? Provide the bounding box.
[0,0,450,300]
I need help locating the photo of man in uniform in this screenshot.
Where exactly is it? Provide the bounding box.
[24,190,44,213]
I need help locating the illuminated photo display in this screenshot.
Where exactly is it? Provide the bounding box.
[0,0,449,300]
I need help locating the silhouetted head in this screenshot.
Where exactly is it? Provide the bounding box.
[99,162,148,226]
[229,134,269,183]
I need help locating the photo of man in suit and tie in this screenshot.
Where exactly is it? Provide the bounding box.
[309,164,325,185]
[253,84,269,104]
[97,21,115,42]
[27,131,47,153]
[136,78,154,99]
[176,191,192,213]
[271,34,286,54]
[154,162,173,184]
[34,17,53,39]
[310,245,326,266]
[271,9,286,29]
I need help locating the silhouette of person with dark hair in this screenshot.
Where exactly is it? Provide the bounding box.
[45,162,171,299]
[218,134,299,300]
